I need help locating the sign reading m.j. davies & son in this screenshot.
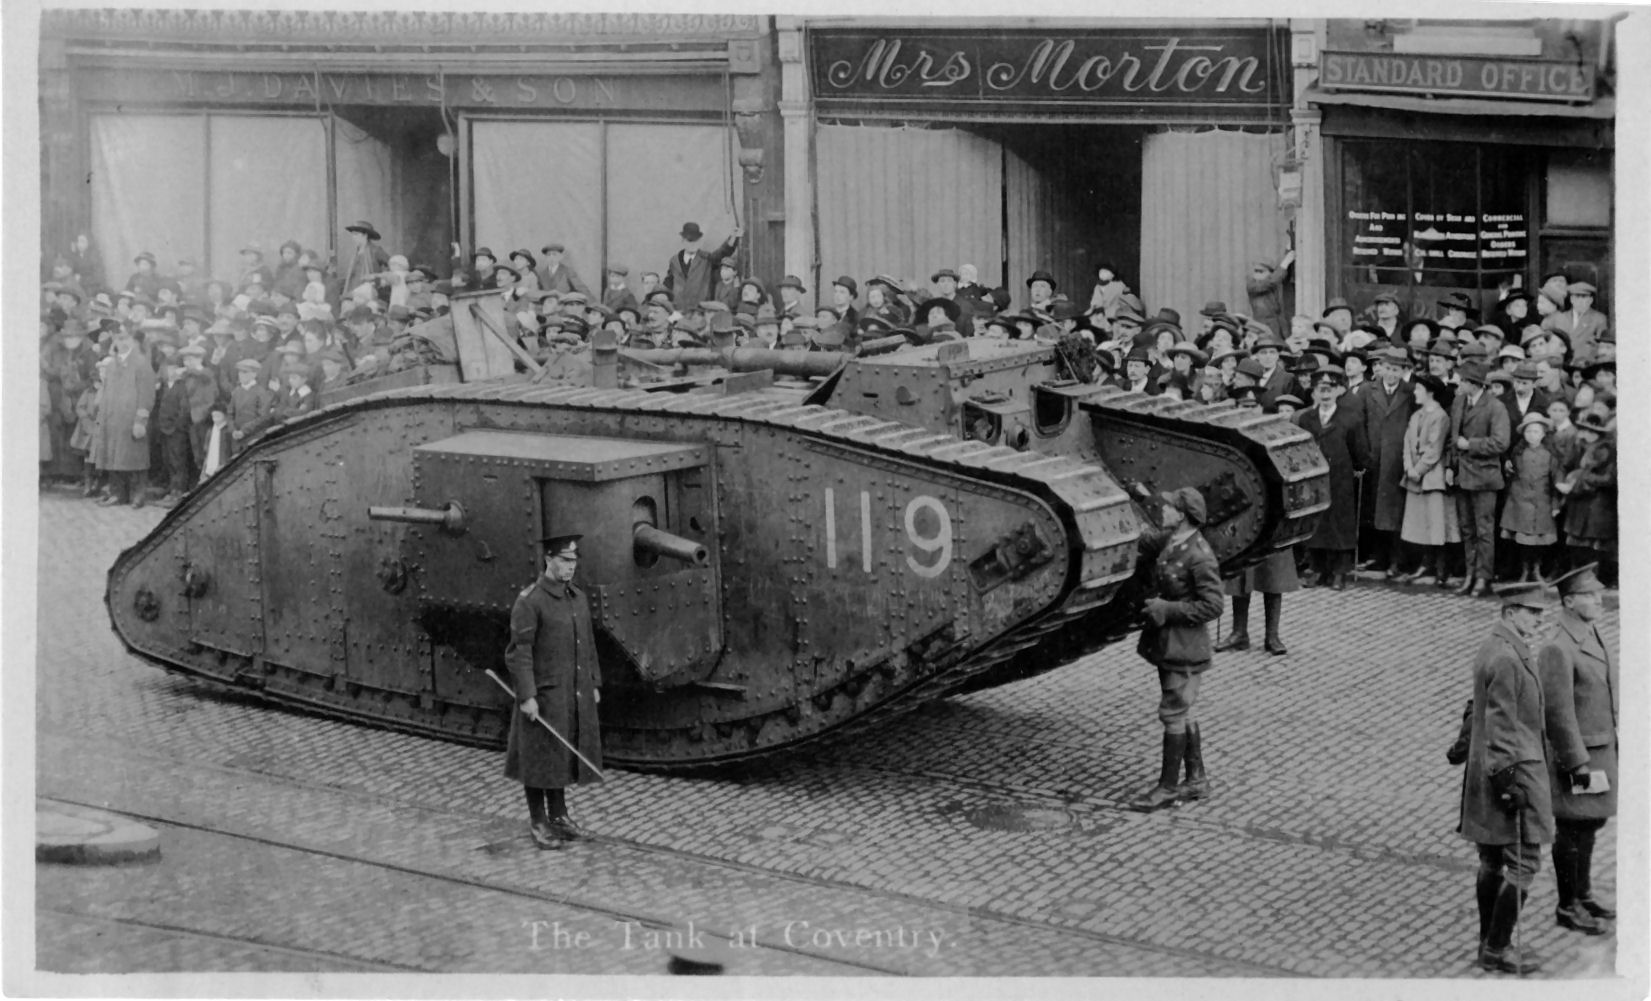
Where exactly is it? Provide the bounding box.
[810,28,1287,119]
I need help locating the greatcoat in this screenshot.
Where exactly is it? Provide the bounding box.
[503,575,604,788]
[1538,608,1618,821]
[94,345,157,472]
[1360,378,1416,531]
[1562,435,1616,546]
[1459,621,1555,845]
[1295,402,1369,551]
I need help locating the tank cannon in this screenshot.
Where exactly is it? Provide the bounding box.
[108,289,1328,769]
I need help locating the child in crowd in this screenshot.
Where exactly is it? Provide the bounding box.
[1499,413,1560,582]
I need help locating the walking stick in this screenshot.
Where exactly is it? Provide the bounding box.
[1353,469,1364,569]
[485,669,607,779]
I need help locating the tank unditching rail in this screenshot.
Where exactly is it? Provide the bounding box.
[107,378,1144,770]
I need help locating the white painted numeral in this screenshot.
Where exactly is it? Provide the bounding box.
[904,495,953,578]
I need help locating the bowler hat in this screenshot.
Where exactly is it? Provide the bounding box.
[1311,364,1346,385]
[492,263,521,282]
[1486,370,1515,387]
[345,220,381,241]
[1123,344,1153,366]
[1200,300,1229,318]
[1025,269,1058,290]
[1512,361,1539,381]
[833,275,859,298]
[509,248,538,270]
[1575,410,1610,434]
[1494,580,1550,609]
[1230,383,1264,406]
[1439,291,1475,313]
[931,267,960,284]
[1321,297,1354,317]
[1235,357,1266,380]
[1251,331,1286,352]
[1552,563,1604,596]
[679,222,704,241]
[777,274,808,293]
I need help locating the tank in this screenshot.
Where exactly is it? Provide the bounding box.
[107,292,1329,770]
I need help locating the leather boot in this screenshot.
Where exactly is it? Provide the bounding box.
[1262,593,1287,655]
[1553,841,1603,934]
[1215,597,1250,651]
[1478,883,1540,975]
[1476,870,1501,945]
[1576,832,1615,919]
[1177,722,1209,801]
[1126,731,1186,812]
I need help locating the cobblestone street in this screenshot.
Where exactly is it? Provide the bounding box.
[32,490,1624,983]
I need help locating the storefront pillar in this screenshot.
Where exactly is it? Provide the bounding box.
[1291,105,1326,319]
[776,18,814,287]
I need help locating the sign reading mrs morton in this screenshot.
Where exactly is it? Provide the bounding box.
[810,28,1286,120]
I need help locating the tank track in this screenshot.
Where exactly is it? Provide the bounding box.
[108,376,1326,771]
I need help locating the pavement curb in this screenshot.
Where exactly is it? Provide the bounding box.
[37,799,161,865]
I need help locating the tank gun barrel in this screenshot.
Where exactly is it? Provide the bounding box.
[633,523,709,566]
[624,346,847,379]
[368,502,467,534]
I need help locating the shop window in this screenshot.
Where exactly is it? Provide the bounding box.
[1339,140,1531,306]
[1546,151,1611,228]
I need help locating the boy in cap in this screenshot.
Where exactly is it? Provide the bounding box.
[125,251,163,301]
[602,265,639,315]
[1126,485,1223,812]
[505,532,604,848]
[776,275,808,321]
[270,356,318,422]
[712,259,743,313]
[830,276,860,329]
[228,358,274,453]
[152,349,199,506]
[537,243,591,297]
[1537,563,1617,936]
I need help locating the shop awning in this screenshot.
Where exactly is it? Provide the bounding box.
[1304,86,1614,120]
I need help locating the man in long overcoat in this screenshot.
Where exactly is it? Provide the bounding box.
[1458,581,1553,975]
[1538,563,1617,935]
[1127,487,1224,813]
[1295,365,1369,589]
[1447,362,1510,597]
[95,323,157,507]
[504,533,604,848]
[663,221,740,309]
[1358,347,1416,575]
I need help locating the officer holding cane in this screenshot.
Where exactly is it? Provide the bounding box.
[503,533,605,849]
[1457,580,1553,974]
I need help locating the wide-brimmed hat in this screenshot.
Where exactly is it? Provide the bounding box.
[1166,343,1208,365]
[917,297,961,324]
[1209,348,1249,368]
[509,248,538,270]
[345,219,381,240]
[1025,269,1058,290]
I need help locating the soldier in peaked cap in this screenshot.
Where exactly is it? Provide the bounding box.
[1125,485,1223,813]
[1457,579,1554,975]
[505,532,603,850]
[1537,563,1617,937]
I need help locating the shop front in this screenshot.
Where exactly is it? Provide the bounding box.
[790,21,1296,324]
[1307,19,1615,319]
[41,10,781,292]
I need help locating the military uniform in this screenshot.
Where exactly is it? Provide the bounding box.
[1538,565,1617,933]
[504,535,604,847]
[1458,583,1553,974]
[1128,487,1223,812]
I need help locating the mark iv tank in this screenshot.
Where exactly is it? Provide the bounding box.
[108,292,1329,769]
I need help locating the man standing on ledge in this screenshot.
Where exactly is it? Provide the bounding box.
[664,221,741,309]
[1458,580,1553,975]
[1128,486,1223,812]
[505,533,604,849]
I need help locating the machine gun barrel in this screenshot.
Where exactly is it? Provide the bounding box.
[367,502,467,534]
[633,523,709,566]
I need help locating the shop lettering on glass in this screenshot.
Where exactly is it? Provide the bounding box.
[168,71,618,108]
[814,31,1279,108]
[1348,211,1405,260]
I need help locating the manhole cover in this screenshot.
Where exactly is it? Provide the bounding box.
[959,803,1075,832]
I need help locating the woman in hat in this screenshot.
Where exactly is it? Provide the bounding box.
[1556,409,1616,586]
[1499,413,1561,582]
[864,276,911,327]
[1087,262,1128,320]
[1397,374,1458,586]
[735,276,768,318]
